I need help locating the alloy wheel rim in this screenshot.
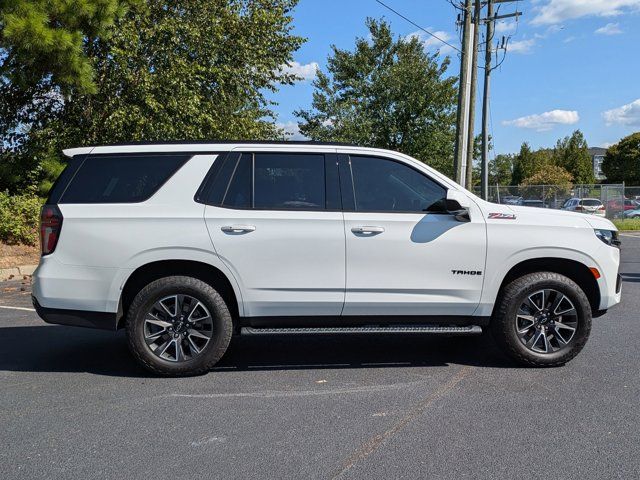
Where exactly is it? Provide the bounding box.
[143,294,214,362]
[515,289,578,354]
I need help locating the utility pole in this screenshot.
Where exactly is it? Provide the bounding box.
[465,0,481,190]
[453,0,473,187]
[480,0,494,200]
[480,0,521,199]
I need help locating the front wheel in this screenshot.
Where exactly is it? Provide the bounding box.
[491,272,592,367]
[126,276,233,376]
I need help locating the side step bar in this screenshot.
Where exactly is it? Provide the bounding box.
[241,325,483,336]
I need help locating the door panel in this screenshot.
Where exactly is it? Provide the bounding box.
[341,154,486,316]
[343,211,486,315]
[203,152,345,317]
[206,208,345,317]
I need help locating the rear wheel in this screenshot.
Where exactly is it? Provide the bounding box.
[491,272,592,367]
[126,276,233,376]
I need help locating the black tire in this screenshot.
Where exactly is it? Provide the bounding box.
[126,276,233,376]
[491,271,592,367]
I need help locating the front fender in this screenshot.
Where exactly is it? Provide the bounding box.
[476,246,602,317]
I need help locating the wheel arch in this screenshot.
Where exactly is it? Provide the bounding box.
[493,257,600,316]
[117,260,240,329]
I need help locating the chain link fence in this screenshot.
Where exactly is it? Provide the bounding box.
[473,184,640,220]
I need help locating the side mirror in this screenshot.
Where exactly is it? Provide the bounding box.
[446,189,471,222]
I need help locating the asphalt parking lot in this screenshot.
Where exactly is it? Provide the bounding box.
[1,235,639,479]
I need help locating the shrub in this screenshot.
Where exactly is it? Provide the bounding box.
[0,192,43,245]
[520,165,573,201]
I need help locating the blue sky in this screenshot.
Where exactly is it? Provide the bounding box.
[270,0,640,156]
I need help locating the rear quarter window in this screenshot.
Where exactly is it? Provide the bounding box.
[60,154,190,203]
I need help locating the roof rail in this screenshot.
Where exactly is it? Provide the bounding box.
[97,140,359,147]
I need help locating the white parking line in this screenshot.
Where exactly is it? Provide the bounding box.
[0,305,35,312]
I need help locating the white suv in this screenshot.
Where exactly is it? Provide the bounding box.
[563,198,606,217]
[33,142,622,375]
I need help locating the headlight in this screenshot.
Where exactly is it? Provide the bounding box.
[594,229,621,248]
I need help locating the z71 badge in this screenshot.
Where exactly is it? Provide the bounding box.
[488,212,516,220]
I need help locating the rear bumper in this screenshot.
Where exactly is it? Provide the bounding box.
[33,297,117,331]
[31,256,122,312]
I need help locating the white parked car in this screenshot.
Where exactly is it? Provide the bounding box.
[33,142,622,375]
[563,198,606,217]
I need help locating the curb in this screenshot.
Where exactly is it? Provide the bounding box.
[0,264,37,281]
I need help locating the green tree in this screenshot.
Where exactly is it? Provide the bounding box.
[296,18,457,177]
[0,0,131,143]
[469,136,514,188]
[489,153,515,186]
[552,130,594,184]
[601,132,640,184]
[2,0,303,194]
[469,134,492,187]
[511,143,552,184]
[520,165,573,201]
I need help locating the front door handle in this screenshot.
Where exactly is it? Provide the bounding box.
[351,226,385,234]
[221,225,256,233]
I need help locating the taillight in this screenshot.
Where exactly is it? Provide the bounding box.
[40,205,63,255]
[575,206,583,211]
[598,205,605,211]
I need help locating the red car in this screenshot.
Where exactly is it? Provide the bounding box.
[607,199,639,211]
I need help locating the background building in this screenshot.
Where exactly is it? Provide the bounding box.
[589,147,607,181]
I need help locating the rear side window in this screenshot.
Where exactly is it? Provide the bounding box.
[60,154,190,203]
[199,152,335,210]
[223,154,252,208]
[254,153,325,210]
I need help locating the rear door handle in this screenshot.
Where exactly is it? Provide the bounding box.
[221,225,256,233]
[351,226,385,234]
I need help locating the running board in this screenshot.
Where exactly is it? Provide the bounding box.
[241,325,483,336]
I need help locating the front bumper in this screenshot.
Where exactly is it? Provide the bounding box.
[33,297,117,331]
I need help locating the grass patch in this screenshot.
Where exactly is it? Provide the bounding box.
[613,218,640,231]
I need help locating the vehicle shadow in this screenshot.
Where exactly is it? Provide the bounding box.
[409,214,457,243]
[0,324,520,377]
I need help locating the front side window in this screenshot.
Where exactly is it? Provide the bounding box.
[253,153,325,210]
[349,156,447,213]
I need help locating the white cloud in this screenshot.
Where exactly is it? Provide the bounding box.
[603,98,640,126]
[279,61,319,81]
[495,20,517,33]
[507,39,536,54]
[407,30,455,54]
[503,110,580,131]
[595,22,623,35]
[276,121,308,140]
[532,0,640,25]
[534,24,564,39]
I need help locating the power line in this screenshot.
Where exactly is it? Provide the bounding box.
[374,0,462,53]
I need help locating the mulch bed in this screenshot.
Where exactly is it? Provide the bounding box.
[0,242,40,269]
